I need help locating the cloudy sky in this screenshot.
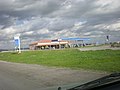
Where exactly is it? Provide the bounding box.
[0,0,120,49]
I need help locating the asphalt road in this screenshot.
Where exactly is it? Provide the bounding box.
[0,61,108,90]
[79,45,120,51]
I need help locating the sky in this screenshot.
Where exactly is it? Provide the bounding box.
[0,0,120,49]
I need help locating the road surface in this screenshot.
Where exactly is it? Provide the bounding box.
[79,45,120,51]
[0,61,108,90]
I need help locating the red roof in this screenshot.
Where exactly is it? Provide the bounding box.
[30,39,68,46]
[38,40,51,43]
[29,41,38,45]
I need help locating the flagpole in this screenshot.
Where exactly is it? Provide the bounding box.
[18,38,21,53]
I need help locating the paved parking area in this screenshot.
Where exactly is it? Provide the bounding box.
[0,61,108,90]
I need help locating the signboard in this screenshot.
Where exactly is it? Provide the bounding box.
[106,35,109,41]
[14,39,20,46]
[14,35,21,53]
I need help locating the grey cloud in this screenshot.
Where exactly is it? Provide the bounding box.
[50,0,97,18]
[85,10,120,26]
[0,0,120,49]
[0,15,14,29]
[47,18,75,31]
[0,0,62,28]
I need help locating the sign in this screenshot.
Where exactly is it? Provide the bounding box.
[106,35,109,41]
[15,39,20,46]
[14,35,21,53]
[58,39,62,41]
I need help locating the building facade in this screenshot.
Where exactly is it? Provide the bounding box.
[29,39,68,50]
[29,38,90,50]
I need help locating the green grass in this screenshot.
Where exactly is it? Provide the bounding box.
[0,49,120,72]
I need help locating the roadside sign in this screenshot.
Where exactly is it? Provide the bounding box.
[14,35,21,53]
[14,39,19,46]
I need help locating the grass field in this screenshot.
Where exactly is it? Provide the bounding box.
[0,49,120,72]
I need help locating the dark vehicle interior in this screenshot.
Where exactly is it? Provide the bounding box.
[65,73,120,90]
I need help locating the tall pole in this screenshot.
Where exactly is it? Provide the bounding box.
[58,39,61,49]
[18,37,21,53]
[106,25,110,44]
[106,30,110,44]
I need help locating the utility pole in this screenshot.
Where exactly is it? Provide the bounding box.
[106,30,110,44]
[106,25,110,44]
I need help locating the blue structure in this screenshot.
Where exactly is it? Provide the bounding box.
[14,39,20,46]
[60,38,90,47]
[14,35,21,53]
[61,38,90,41]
